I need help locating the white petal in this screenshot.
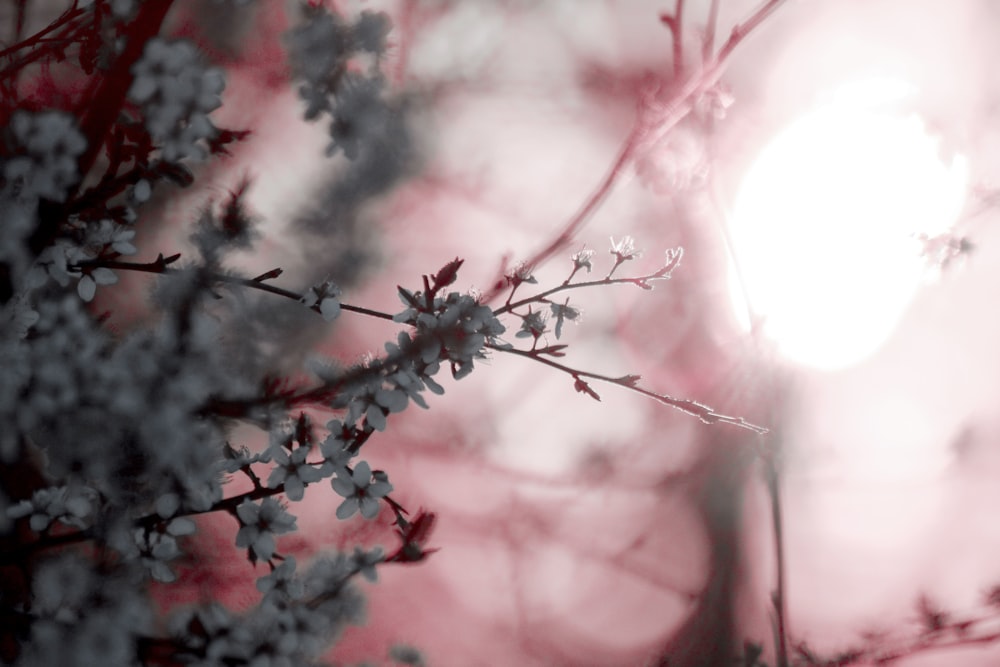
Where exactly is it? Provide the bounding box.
[359,496,380,519]
[77,276,96,302]
[336,498,359,520]
[320,297,341,321]
[92,267,119,285]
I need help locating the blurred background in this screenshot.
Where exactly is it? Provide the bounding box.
[8,0,1000,665]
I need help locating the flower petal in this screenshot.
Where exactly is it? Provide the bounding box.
[336,498,359,520]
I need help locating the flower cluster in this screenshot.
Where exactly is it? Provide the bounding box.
[6,484,99,532]
[284,5,393,159]
[0,7,470,667]
[235,497,299,563]
[331,461,393,520]
[18,553,153,667]
[168,548,383,666]
[0,111,86,277]
[1,110,88,204]
[0,290,250,520]
[127,38,225,163]
[28,217,137,301]
[394,290,507,379]
[112,517,197,583]
[0,2,786,666]
[549,299,581,339]
[264,419,333,501]
[301,280,342,322]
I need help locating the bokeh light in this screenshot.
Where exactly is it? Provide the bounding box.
[728,78,968,370]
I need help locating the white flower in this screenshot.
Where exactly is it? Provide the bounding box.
[128,38,224,163]
[235,498,297,561]
[326,73,388,160]
[266,443,330,501]
[33,554,94,619]
[2,294,39,339]
[6,485,97,532]
[301,280,342,321]
[320,420,356,476]
[516,308,547,340]
[111,0,136,19]
[571,247,595,273]
[87,219,137,255]
[133,521,194,583]
[28,239,89,289]
[352,11,392,54]
[351,546,384,582]
[507,262,537,285]
[256,556,303,601]
[76,266,118,302]
[130,178,152,204]
[610,235,641,261]
[401,291,505,380]
[2,110,87,202]
[285,7,352,120]
[330,461,392,520]
[549,299,580,339]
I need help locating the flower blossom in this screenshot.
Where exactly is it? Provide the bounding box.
[128,38,225,162]
[331,461,392,520]
[610,235,641,262]
[266,442,330,501]
[236,498,298,562]
[2,110,87,203]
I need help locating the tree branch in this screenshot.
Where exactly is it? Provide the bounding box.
[491,343,768,434]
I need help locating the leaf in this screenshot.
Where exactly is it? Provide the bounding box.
[616,374,641,387]
[573,377,601,401]
[433,257,464,289]
[916,594,948,634]
[252,268,283,282]
[397,286,421,309]
[158,253,182,267]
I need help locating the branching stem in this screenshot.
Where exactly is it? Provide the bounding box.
[75,257,398,321]
[491,343,768,434]
[480,0,788,304]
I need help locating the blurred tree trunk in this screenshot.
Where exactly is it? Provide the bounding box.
[653,426,761,667]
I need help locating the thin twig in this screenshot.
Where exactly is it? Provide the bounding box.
[0,0,85,61]
[703,0,721,64]
[763,432,790,667]
[492,256,681,317]
[491,344,768,434]
[76,257,398,322]
[14,0,28,45]
[660,0,686,78]
[641,0,788,152]
[481,129,643,303]
[480,0,788,305]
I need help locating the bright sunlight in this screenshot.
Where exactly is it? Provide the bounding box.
[728,79,968,371]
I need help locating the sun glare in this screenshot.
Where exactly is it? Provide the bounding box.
[728,79,968,370]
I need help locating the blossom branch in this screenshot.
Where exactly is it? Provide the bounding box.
[72,1,176,196]
[480,0,788,304]
[74,256,398,321]
[493,247,683,316]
